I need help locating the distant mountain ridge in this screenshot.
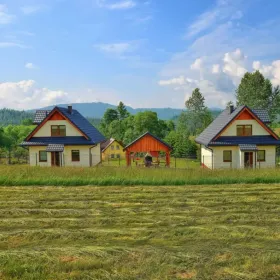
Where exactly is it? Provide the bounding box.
[33,102,222,120]
[33,102,185,120]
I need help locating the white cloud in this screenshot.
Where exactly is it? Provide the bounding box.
[97,0,136,10]
[94,42,132,54]
[212,64,220,73]
[0,4,15,24]
[186,0,243,37]
[25,63,38,70]
[158,76,197,86]
[252,60,280,86]
[190,58,203,70]
[223,48,247,83]
[0,81,127,110]
[0,42,29,48]
[0,81,69,110]
[21,6,44,15]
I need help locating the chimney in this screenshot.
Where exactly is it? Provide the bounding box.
[229,105,234,114]
[68,105,72,114]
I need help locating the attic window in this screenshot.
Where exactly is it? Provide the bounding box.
[51,125,66,136]
[237,125,252,136]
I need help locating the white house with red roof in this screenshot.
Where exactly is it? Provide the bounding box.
[195,105,280,169]
[21,105,106,167]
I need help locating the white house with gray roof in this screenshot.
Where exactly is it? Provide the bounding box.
[21,105,105,167]
[195,105,280,169]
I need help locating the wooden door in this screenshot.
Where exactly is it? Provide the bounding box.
[51,152,60,166]
[244,152,253,168]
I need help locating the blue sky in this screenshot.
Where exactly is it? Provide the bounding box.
[0,0,280,110]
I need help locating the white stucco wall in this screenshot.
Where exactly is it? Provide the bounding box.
[29,146,51,167]
[29,144,101,167]
[221,120,270,136]
[212,146,240,169]
[256,146,276,168]
[33,120,83,137]
[209,145,276,169]
[201,145,213,169]
[63,144,101,167]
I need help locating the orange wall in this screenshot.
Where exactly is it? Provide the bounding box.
[126,135,170,152]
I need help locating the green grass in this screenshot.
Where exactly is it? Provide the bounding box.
[1,165,280,186]
[101,157,200,169]
[0,184,280,279]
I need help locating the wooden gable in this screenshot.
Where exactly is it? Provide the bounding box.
[214,107,278,140]
[48,111,66,121]
[125,134,171,153]
[236,110,254,120]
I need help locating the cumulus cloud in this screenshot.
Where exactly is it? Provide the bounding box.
[159,48,250,108]
[0,4,15,24]
[212,64,220,73]
[0,81,126,110]
[190,58,203,70]
[252,60,280,86]
[222,48,247,84]
[0,81,69,110]
[97,0,136,10]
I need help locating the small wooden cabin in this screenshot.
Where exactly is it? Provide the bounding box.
[124,132,172,167]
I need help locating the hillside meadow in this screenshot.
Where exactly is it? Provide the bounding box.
[0,184,280,279]
[1,165,280,186]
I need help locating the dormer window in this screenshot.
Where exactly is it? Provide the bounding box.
[237,125,252,136]
[51,125,66,136]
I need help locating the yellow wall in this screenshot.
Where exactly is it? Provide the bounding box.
[221,120,270,136]
[33,120,83,137]
[29,144,101,167]
[102,140,125,161]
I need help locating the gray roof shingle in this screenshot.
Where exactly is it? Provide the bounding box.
[195,106,274,146]
[239,144,258,151]
[46,144,64,152]
[33,110,51,124]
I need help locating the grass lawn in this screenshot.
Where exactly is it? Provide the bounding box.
[101,157,200,169]
[0,184,280,279]
[2,166,280,186]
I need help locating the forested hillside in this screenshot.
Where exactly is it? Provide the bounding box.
[0,109,34,126]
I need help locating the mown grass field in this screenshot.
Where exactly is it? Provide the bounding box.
[0,184,280,279]
[2,166,280,186]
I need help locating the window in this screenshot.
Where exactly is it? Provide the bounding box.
[237,125,252,136]
[39,151,47,162]
[51,125,66,136]
[116,154,120,158]
[223,150,232,162]
[71,150,80,162]
[116,145,120,150]
[111,154,115,158]
[257,150,266,162]
[111,145,114,150]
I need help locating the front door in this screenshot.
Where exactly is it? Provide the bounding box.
[51,152,60,166]
[244,152,253,168]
